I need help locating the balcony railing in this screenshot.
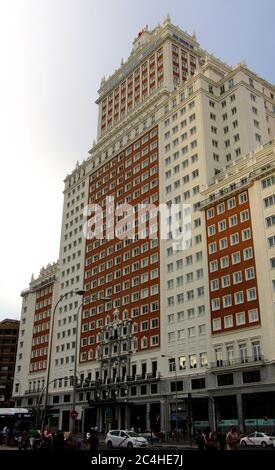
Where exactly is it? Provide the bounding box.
[126,372,160,382]
[210,355,265,369]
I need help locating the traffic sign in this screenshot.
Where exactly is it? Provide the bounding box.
[71,410,78,419]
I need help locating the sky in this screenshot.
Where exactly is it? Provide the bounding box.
[0,0,274,321]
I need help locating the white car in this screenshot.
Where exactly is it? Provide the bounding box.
[240,432,275,448]
[105,430,149,449]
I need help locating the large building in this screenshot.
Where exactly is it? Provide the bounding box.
[0,319,20,406]
[14,16,275,435]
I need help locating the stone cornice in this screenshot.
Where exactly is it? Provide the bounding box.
[200,139,275,204]
[236,65,275,92]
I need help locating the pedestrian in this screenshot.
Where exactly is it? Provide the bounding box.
[195,429,205,451]
[203,427,217,451]
[226,426,239,450]
[217,428,226,450]
[87,428,99,454]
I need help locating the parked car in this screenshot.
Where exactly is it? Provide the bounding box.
[105,430,148,449]
[240,432,275,448]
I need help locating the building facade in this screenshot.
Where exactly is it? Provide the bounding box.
[201,140,275,433]
[0,319,19,406]
[14,17,275,434]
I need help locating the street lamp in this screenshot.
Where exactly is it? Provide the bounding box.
[162,354,179,440]
[71,296,111,435]
[42,288,85,432]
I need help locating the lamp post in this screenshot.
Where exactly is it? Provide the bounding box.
[42,289,85,433]
[71,296,111,435]
[162,354,179,440]
[36,378,58,428]
[71,301,84,435]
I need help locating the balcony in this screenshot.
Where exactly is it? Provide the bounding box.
[210,355,265,371]
[126,372,160,383]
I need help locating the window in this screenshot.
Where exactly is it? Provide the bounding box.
[179,356,186,370]
[240,210,249,222]
[223,295,232,308]
[217,374,234,387]
[230,233,239,245]
[218,220,227,232]
[229,215,238,227]
[210,260,218,272]
[252,341,261,361]
[221,256,229,268]
[234,291,244,304]
[266,215,275,227]
[248,308,259,322]
[227,197,236,209]
[247,287,257,301]
[211,279,219,291]
[262,175,275,188]
[222,275,230,288]
[215,348,223,366]
[226,345,234,364]
[224,315,233,328]
[243,370,261,383]
[212,318,221,331]
[233,271,242,284]
[198,324,206,336]
[151,335,159,346]
[268,236,275,247]
[242,228,251,241]
[239,343,248,363]
[264,195,275,208]
[219,238,228,250]
[168,332,175,342]
[189,354,197,368]
[188,327,196,337]
[177,329,185,340]
[232,252,241,264]
[236,312,245,326]
[208,224,216,236]
[243,247,253,260]
[217,202,225,214]
[192,378,206,389]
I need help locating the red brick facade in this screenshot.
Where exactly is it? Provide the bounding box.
[80,126,161,362]
[30,284,53,372]
[205,190,261,334]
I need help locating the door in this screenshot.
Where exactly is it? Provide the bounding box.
[247,432,257,446]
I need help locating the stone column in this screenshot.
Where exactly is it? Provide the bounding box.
[125,403,130,429]
[208,397,216,432]
[117,406,121,429]
[146,402,151,430]
[236,393,244,433]
[160,399,168,431]
[97,406,103,432]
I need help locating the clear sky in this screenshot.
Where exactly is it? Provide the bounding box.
[0,0,274,321]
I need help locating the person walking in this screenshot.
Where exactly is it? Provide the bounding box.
[217,428,226,450]
[195,429,205,451]
[226,426,239,450]
[87,428,99,454]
